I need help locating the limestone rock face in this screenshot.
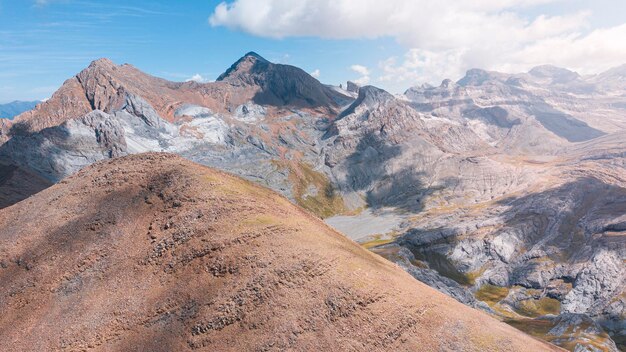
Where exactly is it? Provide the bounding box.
[0,110,128,182]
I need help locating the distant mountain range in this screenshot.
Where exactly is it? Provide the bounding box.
[0,100,40,119]
[0,52,624,351]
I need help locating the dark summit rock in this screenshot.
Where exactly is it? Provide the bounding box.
[346,81,360,93]
[217,52,344,111]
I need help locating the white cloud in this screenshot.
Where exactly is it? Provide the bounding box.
[210,0,626,90]
[350,64,370,85]
[310,69,320,78]
[350,64,370,76]
[186,74,208,83]
[378,50,465,87]
[353,76,370,86]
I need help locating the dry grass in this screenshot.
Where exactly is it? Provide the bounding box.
[361,237,395,249]
[273,160,346,218]
[514,297,561,317]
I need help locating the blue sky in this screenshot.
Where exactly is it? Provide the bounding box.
[0,0,406,102]
[1,0,625,103]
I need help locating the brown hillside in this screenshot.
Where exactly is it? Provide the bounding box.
[0,153,562,351]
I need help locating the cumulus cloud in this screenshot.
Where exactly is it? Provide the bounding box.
[210,0,626,90]
[350,65,370,76]
[310,69,321,78]
[186,74,208,83]
[350,64,370,85]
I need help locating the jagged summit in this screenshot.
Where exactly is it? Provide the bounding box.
[354,85,394,106]
[216,52,344,110]
[338,85,394,119]
[87,57,117,68]
[346,80,360,93]
[242,51,267,61]
[9,52,349,136]
[216,51,269,82]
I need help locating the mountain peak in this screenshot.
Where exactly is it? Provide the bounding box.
[440,78,455,88]
[216,52,270,82]
[242,51,268,62]
[216,51,342,111]
[338,85,394,119]
[346,81,360,93]
[357,85,394,102]
[87,58,117,70]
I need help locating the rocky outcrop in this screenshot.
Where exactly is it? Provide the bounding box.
[393,174,626,350]
[346,81,360,93]
[0,110,128,182]
[11,77,93,133]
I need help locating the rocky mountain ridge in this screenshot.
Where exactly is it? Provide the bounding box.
[1,53,624,351]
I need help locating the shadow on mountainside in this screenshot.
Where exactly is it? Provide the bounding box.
[493,176,626,263]
[342,132,436,213]
[0,163,52,209]
[395,176,625,349]
[0,121,71,208]
[0,167,208,349]
[529,104,605,143]
[401,176,626,273]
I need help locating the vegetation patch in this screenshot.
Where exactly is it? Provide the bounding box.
[504,318,555,339]
[361,236,395,249]
[277,160,346,218]
[475,284,510,306]
[514,296,561,317]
